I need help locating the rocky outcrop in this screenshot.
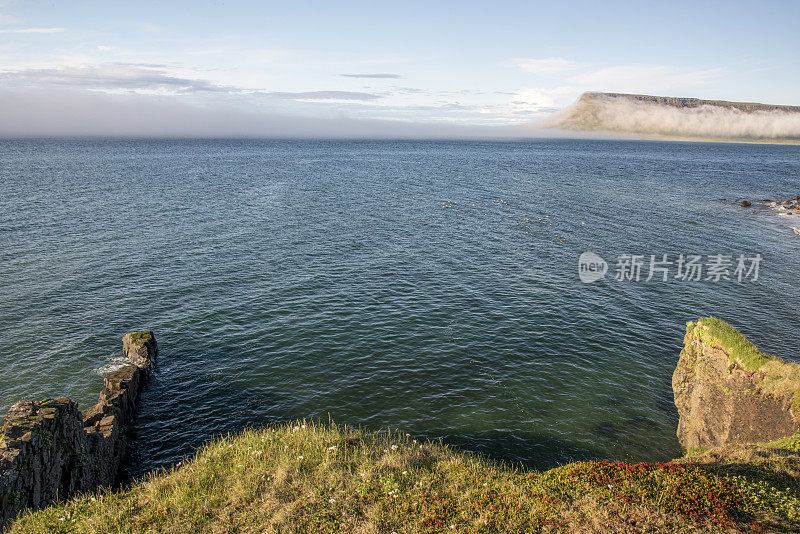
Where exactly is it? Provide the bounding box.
[673,318,800,451]
[0,331,156,527]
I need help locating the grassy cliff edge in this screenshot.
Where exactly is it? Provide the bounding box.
[8,318,800,533]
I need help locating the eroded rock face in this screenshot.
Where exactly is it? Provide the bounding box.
[122,331,157,370]
[673,320,799,451]
[0,332,157,526]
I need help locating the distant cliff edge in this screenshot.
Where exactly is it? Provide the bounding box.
[545,92,800,142]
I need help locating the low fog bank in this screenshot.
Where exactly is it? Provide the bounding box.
[0,90,547,139]
[544,94,800,141]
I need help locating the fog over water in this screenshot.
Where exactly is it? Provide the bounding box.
[545,94,800,141]
[0,89,540,139]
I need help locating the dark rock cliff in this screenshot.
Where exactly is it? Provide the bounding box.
[0,331,156,527]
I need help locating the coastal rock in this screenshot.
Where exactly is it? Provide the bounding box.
[122,331,157,370]
[741,200,752,207]
[0,332,156,527]
[673,318,800,451]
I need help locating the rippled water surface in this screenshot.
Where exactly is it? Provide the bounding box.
[1,138,798,476]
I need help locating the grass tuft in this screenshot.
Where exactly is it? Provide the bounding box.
[695,316,775,371]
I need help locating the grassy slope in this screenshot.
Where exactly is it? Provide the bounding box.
[8,422,800,533]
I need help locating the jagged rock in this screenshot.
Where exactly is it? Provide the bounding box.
[122,331,157,370]
[673,318,800,451]
[0,332,156,527]
[741,200,752,207]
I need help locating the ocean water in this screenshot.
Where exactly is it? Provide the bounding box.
[1,138,798,477]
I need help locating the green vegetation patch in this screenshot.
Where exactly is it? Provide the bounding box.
[694,316,775,371]
[765,432,800,453]
[125,331,154,344]
[9,422,799,533]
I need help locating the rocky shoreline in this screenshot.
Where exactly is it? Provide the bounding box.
[0,332,156,527]
[740,194,800,235]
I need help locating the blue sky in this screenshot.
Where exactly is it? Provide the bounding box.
[1,0,798,135]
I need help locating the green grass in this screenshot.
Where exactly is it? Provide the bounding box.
[766,432,800,453]
[694,316,775,371]
[689,317,800,410]
[8,421,800,533]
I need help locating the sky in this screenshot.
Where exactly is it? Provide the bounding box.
[1,0,799,136]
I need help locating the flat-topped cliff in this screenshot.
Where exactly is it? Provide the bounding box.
[586,92,800,114]
[545,92,800,141]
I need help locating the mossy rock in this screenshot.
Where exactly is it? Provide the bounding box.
[124,331,154,344]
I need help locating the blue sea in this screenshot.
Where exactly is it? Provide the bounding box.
[1,138,798,477]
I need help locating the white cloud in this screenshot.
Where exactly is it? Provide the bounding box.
[0,27,64,34]
[568,65,722,93]
[512,57,580,75]
[509,87,582,113]
[0,64,233,93]
[511,56,725,101]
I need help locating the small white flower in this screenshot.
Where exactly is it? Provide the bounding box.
[237,464,243,468]
[607,484,613,489]
[328,445,337,451]
[298,456,304,460]
[391,445,398,451]
[402,471,408,475]
[329,498,335,504]
[450,525,456,529]
[301,424,307,429]
[360,472,366,477]
[482,482,487,486]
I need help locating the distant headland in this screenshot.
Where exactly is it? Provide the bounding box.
[545,92,800,143]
